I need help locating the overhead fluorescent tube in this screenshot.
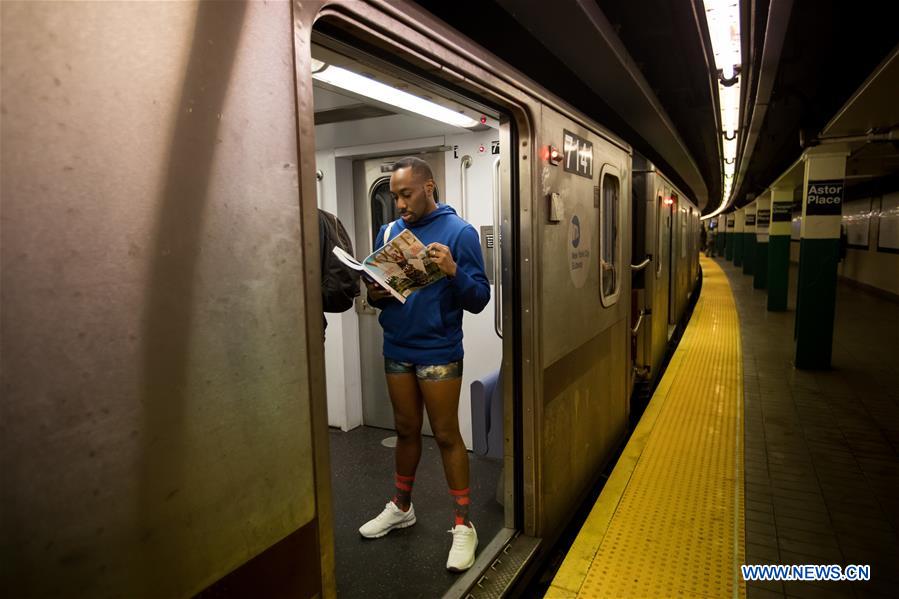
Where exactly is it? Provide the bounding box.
[702,0,742,220]
[704,0,741,79]
[313,64,479,129]
[719,80,741,134]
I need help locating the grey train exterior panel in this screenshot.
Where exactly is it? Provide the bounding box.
[0,1,703,597]
[1,2,317,597]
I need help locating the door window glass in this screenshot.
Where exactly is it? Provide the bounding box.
[600,169,620,304]
[370,177,400,246]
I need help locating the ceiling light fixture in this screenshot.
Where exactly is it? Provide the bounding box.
[313,64,479,129]
[701,0,742,221]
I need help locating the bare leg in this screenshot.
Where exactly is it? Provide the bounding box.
[420,378,468,492]
[386,373,424,479]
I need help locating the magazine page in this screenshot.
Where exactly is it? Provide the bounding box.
[364,229,445,300]
[333,245,404,303]
[332,246,364,271]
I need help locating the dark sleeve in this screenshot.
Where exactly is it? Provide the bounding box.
[318,211,327,330]
[367,224,392,309]
[449,225,491,314]
[318,210,328,276]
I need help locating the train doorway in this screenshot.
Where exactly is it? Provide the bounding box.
[310,32,513,599]
[667,194,678,336]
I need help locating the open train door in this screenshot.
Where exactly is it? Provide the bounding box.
[629,170,649,392]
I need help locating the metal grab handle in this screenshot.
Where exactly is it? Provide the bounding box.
[492,156,502,338]
[631,309,646,336]
[630,255,652,271]
[460,155,472,219]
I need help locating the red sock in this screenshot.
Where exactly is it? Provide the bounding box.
[392,473,414,511]
[449,487,470,527]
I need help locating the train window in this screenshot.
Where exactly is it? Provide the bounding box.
[681,208,688,258]
[600,165,620,305]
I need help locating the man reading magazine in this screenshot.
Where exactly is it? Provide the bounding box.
[357,156,490,573]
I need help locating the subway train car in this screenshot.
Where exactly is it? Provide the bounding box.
[1,1,700,597]
[631,155,703,384]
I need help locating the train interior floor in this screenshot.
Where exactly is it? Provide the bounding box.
[725,258,899,599]
[550,257,899,599]
[328,426,504,599]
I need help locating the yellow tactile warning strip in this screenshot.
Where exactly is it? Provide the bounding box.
[549,257,745,598]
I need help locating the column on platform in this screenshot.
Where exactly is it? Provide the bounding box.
[725,213,736,260]
[767,187,792,311]
[794,150,848,369]
[742,201,757,276]
[733,208,745,267]
[754,193,771,289]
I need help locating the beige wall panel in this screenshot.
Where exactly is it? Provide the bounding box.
[1,2,315,596]
[838,249,899,296]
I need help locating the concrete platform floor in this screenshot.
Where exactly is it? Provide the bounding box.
[718,257,899,599]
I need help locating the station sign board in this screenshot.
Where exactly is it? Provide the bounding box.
[746,213,757,226]
[757,209,771,227]
[806,180,844,216]
[772,202,792,222]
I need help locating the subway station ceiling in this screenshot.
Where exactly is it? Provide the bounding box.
[413,0,899,213]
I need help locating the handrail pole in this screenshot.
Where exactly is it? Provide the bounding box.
[460,155,472,220]
[630,256,652,271]
[492,157,502,338]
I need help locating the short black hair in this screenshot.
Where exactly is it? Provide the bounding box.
[392,156,434,182]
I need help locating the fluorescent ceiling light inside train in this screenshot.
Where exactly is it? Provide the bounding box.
[312,63,479,129]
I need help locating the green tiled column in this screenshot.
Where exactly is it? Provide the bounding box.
[743,202,757,276]
[754,194,770,289]
[725,213,735,260]
[733,209,745,267]
[794,150,848,370]
[767,188,792,311]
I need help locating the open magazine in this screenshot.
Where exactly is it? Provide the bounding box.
[332,228,445,304]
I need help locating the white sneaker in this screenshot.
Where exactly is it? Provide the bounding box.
[359,502,416,538]
[446,522,478,571]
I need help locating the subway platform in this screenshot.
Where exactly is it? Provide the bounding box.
[549,256,899,598]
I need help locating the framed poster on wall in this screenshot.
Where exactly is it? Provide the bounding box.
[878,192,899,254]
[843,198,871,249]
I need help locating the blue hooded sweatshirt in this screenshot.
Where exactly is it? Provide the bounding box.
[371,204,490,364]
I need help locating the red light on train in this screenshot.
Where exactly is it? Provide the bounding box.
[548,146,562,165]
[480,115,487,124]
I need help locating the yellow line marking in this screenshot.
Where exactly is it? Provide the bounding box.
[549,257,745,598]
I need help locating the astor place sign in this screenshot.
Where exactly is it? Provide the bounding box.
[806,180,844,216]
